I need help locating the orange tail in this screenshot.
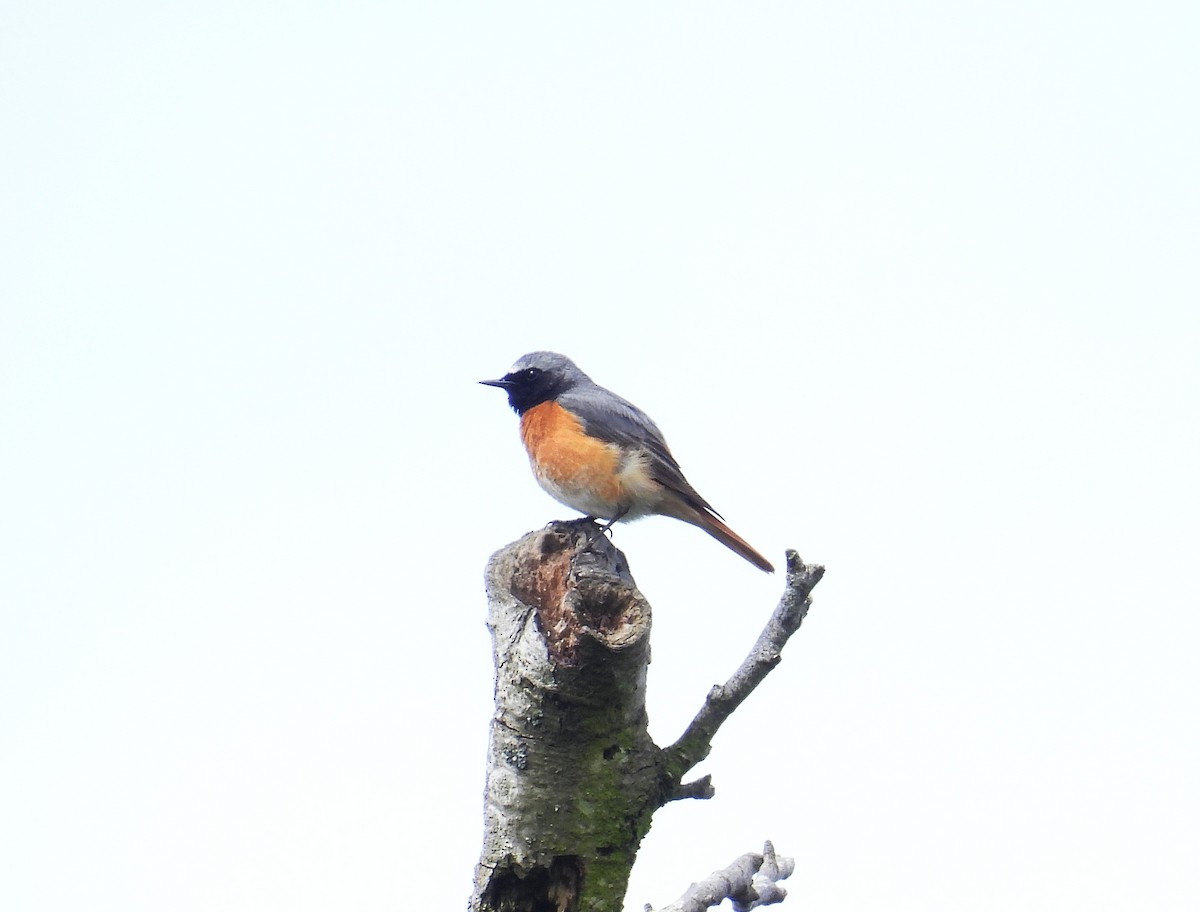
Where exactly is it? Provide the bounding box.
[671,504,775,573]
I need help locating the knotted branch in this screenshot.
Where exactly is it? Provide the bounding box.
[472,520,657,912]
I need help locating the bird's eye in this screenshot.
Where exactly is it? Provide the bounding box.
[523,368,540,380]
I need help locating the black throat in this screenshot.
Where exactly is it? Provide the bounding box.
[502,372,569,415]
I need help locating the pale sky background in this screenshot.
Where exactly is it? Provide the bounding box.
[2,3,1198,910]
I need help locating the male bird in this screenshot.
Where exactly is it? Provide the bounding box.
[481,351,774,572]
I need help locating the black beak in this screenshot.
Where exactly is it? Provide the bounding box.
[480,378,514,389]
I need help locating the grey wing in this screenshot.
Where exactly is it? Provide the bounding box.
[558,384,721,517]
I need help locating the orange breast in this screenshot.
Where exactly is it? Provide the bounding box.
[519,401,626,511]
[519,401,664,519]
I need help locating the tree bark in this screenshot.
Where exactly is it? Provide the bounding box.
[471,520,822,912]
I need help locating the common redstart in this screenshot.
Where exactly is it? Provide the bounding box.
[481,351,774,573]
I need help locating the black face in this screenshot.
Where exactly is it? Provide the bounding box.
[480,366,565,414]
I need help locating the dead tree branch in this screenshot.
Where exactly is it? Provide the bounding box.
[661,551,825,788]
[647,841,795,912]
[470,521,823,912]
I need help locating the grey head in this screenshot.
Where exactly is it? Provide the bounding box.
[480,351,594,415]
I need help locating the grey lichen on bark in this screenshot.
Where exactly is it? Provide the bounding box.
[472,520,662,912]
[471,519,823,912]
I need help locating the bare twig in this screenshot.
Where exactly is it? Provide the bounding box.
[646,841,795,912]
[661,551,824,782]
[667,774,715,802]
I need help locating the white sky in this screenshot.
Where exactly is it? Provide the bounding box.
[2,3,1197,910]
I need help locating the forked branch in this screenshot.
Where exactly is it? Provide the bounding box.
[646,841,795,912]
[661,551,825,787]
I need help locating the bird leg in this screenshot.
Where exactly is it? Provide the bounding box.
[585,508,629,547]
